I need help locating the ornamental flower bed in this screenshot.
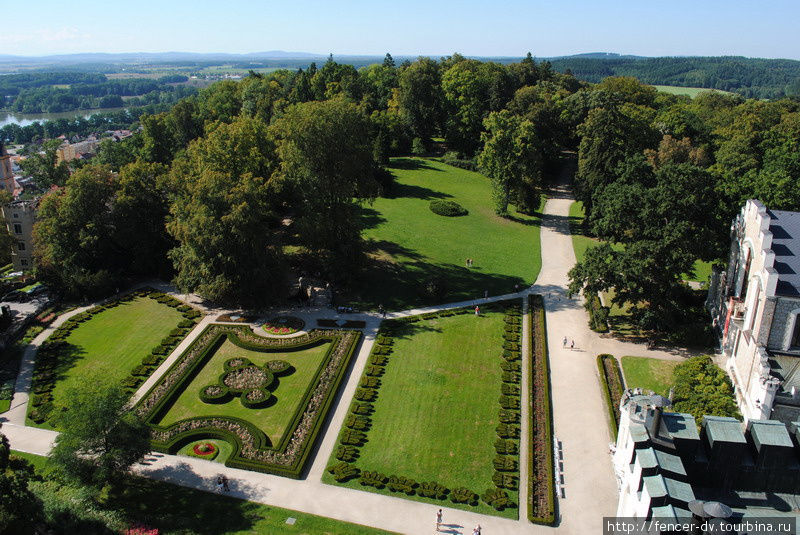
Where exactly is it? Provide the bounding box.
[193,442,218,456]
[136,324,361,478]
[262,316,305,335]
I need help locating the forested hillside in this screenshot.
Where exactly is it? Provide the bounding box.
[549,56,800,99]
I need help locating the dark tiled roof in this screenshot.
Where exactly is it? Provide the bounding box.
[767,209,800,297]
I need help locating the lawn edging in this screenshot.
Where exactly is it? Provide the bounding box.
[596,354,624,439]
[527,294,556,525]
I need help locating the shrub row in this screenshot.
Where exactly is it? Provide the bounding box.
[527,295,556,525]
[585,291,610,333]
[597,354,624,439]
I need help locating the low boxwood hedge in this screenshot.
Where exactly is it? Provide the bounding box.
[429,199,468,217]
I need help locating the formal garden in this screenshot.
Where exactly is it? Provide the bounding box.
[323,301,528,518]
[27,288,202,428]
[351,158,544,309]
[135,324,361,478]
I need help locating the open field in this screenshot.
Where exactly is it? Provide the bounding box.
[157,337,332,443]
[324,306,520,518]
[620,356,681,396]
[351,157,543,309]
[29,297,184,428]
[10,450,394,535]
[651,85,735,98]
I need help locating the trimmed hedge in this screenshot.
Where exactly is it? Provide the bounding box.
[527,295,556,525]
[585,291,610,333]
[429,199,468,217]
[597,354,624,439]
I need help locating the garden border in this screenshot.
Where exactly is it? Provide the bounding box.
[135,323,361,479]
[527,295,556,525]
[596,354,624,439]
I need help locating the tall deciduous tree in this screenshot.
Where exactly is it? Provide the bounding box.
[478,110,542,215]
[397,57,442,145]
[49,381,150,490]
[271,98,377,276]
[167,116,284,306]
[19,138,69,189]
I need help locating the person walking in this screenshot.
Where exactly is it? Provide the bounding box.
[215,476,224,493]
[570,339,575,350]
[474,305,480,316]
[436,509,443,531]
[472,524,481,535]
[562,336,568,348]
[222,475,230,492]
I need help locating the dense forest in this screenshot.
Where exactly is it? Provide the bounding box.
[15,53,800,337]
[0,72,195,113]
[550,55,800,99]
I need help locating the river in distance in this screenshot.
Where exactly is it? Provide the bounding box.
[0,108,123,128]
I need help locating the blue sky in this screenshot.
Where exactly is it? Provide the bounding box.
[3,0,799,59]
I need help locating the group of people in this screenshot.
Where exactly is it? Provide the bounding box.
[435,509,481,534]
[465,258,475,267]
[562,336,575,350]
[215,475,230,493]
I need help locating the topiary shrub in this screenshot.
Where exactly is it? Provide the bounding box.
[493,472,519,490]
[131,365,153,377]
[429,199,468,217]
[336,445,359,462]
[494,438,518,455]
[502,371,521,383]
[387,475,417,495]
[359,377,380,389]
[501,361,521,373]
[328,462,360,482]
[365,365,385,377]
[355,388,377,402]
[359,471,388,488]
[345,414,370,430]
[493,455,518,472]
[499,395,520,410]
[498,409,520,424]
[483,487,514,511]
[450,487,479,506]
[502,350,521,362]
[501,383,520,396]
[418,481,449,500]
[496,423,520,439]
[370,355,388,366]
[352,403,374,415]
[142,354,163,366]
[341,428,367,446]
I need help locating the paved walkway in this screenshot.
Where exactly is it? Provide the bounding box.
[0,178,702,534]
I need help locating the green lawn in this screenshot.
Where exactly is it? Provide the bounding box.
[350,157,542,309]
[10,450,394,535]
[652,85,735,98]
[620,356,681,396]
[29,297,184,428]
[325,309,518,518]
[157,337,332,444]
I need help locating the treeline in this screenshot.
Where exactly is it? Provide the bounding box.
[27,54,800,323]
[549,56,800,99]
[567,76,800,336]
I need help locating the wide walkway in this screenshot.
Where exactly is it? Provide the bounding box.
[0,178,699,534]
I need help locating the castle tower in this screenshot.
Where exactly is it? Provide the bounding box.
[0,143,14,193]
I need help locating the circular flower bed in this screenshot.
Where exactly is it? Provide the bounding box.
[199,384,230,403]
[262,316,305,336]
[192,442,219,459]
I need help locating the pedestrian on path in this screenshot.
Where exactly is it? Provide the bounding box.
[215,476,224,493]
[222,475,230,492]
[563,336,567,348]
[472,525,482,535]
[378,304,386,318]
[570,339,574,350]
[436,509,443,531]
[474,305,480,316]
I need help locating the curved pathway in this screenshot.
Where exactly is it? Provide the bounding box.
[0,178,700,534]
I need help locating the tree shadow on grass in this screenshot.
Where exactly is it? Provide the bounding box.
[389,182,452,201]
[388,157,444,172]
[108,469,264,534]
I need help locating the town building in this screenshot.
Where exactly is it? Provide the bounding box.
[1,198,38,271]
[56,137,100,163]
[0,142,16,193]
[707,199,800,423]
[613,391,799,532]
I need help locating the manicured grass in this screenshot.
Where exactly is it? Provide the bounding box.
[620,356,681,396]
[325,309,518,518]
[157,337,332,443]
[10,450,394,535]
[177,438,233,463]
[351,157,542,309]
[652,85,734,98]
[29,297,184,428]
[0,398,9,413]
